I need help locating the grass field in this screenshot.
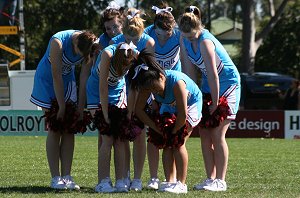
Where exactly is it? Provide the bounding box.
[0,136,300,198]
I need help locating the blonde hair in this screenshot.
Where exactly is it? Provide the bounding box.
[122,8,145,37]
[178,6,204,33]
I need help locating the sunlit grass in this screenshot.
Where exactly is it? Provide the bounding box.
[0,136,300,197]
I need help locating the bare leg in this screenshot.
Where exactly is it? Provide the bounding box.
[123,140,130,178]
[98,135,113,182]
[199,128,216,179]
[46,130,61,177]
[60,132,75,176]
[147,142,159,179]
[162,148,176,182]
[173,130,191,184]
[133,130,146,179]
[113,139,126,180]
[211,120,230,180]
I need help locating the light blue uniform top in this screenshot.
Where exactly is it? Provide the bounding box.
[144,25,181,71]
[154,70,202,116]
[30,30,83,109]
[111,33,152,51]
[183,29,240,94]
[98,33,111,49]
[86,44,128,109]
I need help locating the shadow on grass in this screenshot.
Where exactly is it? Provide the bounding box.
[0,186,95,194]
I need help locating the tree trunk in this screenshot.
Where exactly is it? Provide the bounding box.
[241,0,256,74]
[241,0,289,74]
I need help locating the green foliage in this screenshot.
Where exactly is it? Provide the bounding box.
[255,1,300,78]
[1,136,300,197]
[23,0,105,70]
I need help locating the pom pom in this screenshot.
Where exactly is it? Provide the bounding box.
[147,112,188,149]
[43,100,87,134]
[120,113,144,141]
[199,94,230,128]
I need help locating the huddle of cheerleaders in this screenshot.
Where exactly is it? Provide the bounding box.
[30,1,240,194]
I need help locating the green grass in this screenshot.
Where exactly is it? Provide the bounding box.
[0,136,300,197]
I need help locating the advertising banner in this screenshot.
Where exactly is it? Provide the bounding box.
[284,111,300,139]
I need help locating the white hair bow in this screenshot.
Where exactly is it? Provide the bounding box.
[93,38,100,44]
[119,41,137,56]
[127,9,140,20]
[151,6,173,14]
[106,1,120,10]
[189,6,197,13]
[132,64,149,79]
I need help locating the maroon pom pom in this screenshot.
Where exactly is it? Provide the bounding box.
[199,94,231,128]
[147,112,189,149]
[43,100,88,134]
[120,113,144,141]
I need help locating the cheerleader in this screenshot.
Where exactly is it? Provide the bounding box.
[86,42,139,193]
[178,6,241,192]
[30,30,98,190]
[143,2,182,190]
[127,49,203,194]
[98,1,125,50]
[110,8,155,191]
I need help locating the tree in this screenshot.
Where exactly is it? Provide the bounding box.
[255,1,300,78]
[23,0,106,70]
[240,0,290,74]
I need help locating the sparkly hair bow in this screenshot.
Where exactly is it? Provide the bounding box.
[132,64,149,79]
[119,41,137,56]
[189,6,197,13]
[127,9,140,20]
[106,1,120,10]
[93,38,100,44]
[151,5,173,14]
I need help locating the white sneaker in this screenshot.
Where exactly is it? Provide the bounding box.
[50,176,67,190]
[95,178,116,193]
[115,179,128,193]
[158,181,176,192]
[194,178,214,190]
[124,177,131,190]
[63,175,80,190]
[129,179,142,191]
[164,181,187,194]
[203,179,227,191]
[147,178,159,190]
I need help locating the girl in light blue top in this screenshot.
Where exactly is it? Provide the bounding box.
[110,7,155,191]
[87,42,138,193]
[30,30,98,190]
[127,49,202,194]
[98,1,125,50]
[178,5,241,192]
[143,3,182,190]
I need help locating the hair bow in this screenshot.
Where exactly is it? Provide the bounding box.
[132,64,149,79]
[120,41,137,56]
[189,6,197,13]
[151,6,173,14]
[127,9,140,20]
[106,1,120,10]
[93,38,100,44]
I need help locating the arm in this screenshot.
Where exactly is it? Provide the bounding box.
[50,38,65,119]
[180,36,198,83]
[127,88,137,119]
[135,90,161,133]
[172,80,188,133]
[77,57,93,118]
[99,50,112,123]
[200,39,220,114]
[145,38,155,53]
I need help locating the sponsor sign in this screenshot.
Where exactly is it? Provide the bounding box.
[284,111,300,139]
[0,110,97,136]
[191,110,285,138]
